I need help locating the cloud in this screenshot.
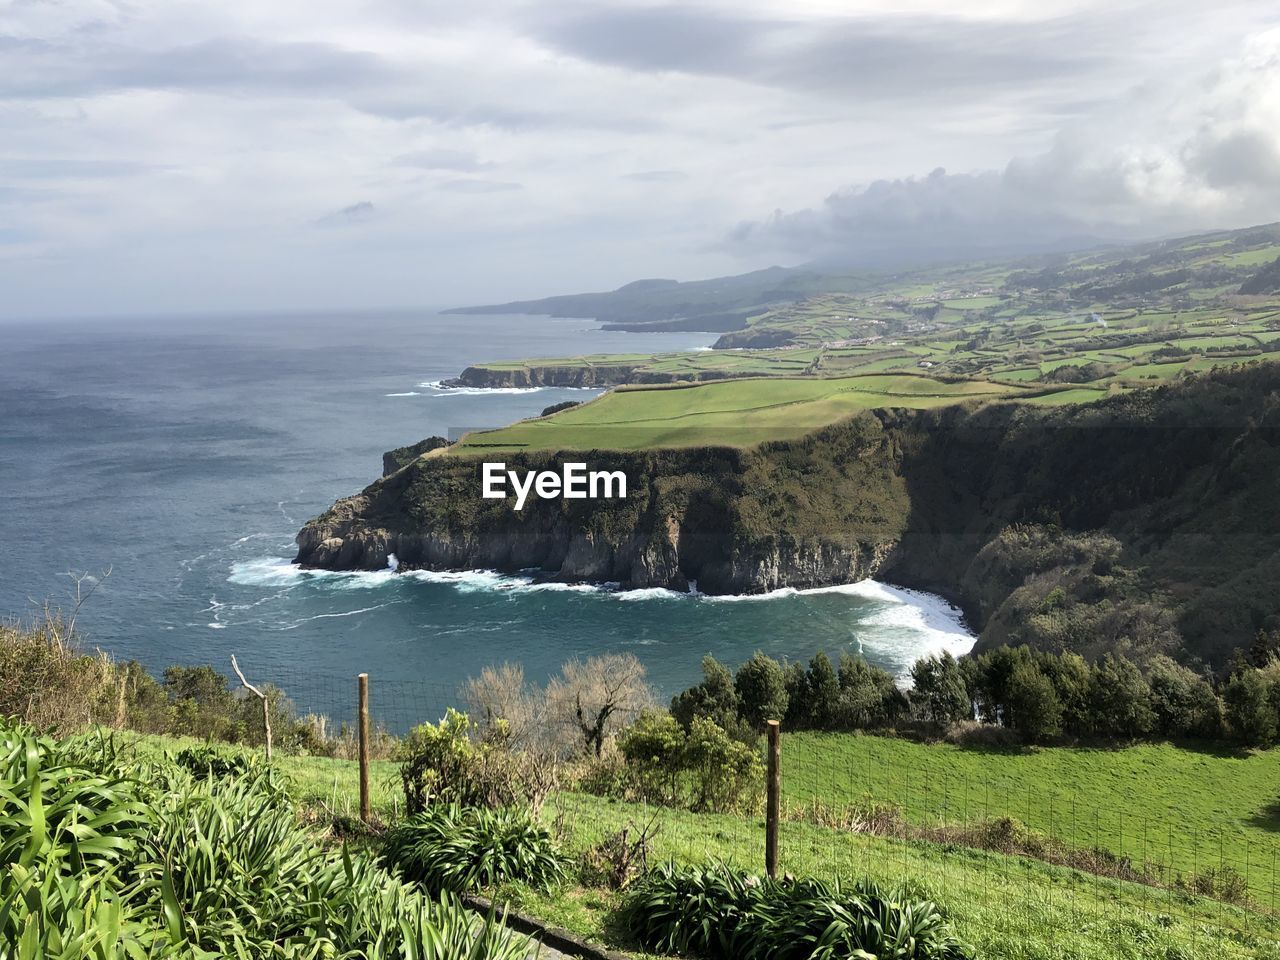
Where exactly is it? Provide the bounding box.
[623,169,687,182]
[2,0,1278,316]
[534,5,1115,103]
[393,148,488,171]
[726,28,1280,263]
[438,178,522,193]
[316,201,376,226]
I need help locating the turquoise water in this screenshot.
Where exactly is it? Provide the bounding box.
[0,310,972,723]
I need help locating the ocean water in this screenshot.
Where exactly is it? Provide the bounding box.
[0,310,972,725]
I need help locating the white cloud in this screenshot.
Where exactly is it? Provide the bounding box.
[0,0,1277,316]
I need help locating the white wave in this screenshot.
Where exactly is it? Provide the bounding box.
[385,391,423,397]
[278,602,401,630]
[207,622,227,630]
[416,380,546,396]
[615,586,690,601]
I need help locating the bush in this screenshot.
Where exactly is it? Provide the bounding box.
[620,861,973,960]
[174,743,257,779]
[397,708,555,815]
[383,804,566,893]
[616,712,762,813]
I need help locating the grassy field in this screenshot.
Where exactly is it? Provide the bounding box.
[133,730,1280,958]
[443,229,1280,462]
[785,732,1280,908]
[451,374,1034,452]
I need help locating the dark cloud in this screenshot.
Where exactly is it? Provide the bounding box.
[534,6,1114,101]
[316,201,376,226]
[438,179,522,193]
[726,168,1105,264]
[725,36,1280,265]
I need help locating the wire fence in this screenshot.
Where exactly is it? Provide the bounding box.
[230,662,1280,957]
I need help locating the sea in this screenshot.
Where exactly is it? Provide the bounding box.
[0,309,973,728]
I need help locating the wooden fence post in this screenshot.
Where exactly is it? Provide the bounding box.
[230,655,272,762]
[766,719,781,879]
[358,673,371,823]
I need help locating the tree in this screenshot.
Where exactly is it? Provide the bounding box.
[618,710,685,804]
[836,653,902,729]
[1006,662,1062,743]
[1249,629,1280,668]
[782,661,809,728]
[1146,655,1222,739]
[546,653,654,756]
[910,653,970,729]
[972,646,1033,723]
[670,655,743,737]
[735,652,789,730]
[1035,651,1091,736]
[464,662,539,748]
[1088,654,1155,739]
[1224,668,1278,746]
[806,652,841,730]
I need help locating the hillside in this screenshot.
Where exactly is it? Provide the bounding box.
[446,223,1280,347]
[298,363,1280,669]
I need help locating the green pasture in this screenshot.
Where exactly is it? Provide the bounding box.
[451,375,1030,452]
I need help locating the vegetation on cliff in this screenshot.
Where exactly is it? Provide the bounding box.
[303,363,1280,668]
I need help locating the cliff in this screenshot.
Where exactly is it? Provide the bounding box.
[444,364,740,389]
[298,365,1280,669]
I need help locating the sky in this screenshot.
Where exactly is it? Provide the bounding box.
[2,0,1280,317]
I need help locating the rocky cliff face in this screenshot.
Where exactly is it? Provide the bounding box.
[297,425,908,594]
[444,364,740,389]
[298,365,1280,668]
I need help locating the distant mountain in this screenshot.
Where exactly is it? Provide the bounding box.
[444,265,877,332]
[448,222,1280,335]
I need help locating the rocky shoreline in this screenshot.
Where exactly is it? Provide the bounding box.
[296,365,1280,668]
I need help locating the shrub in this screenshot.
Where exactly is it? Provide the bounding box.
[617,710,685,804]
[397,708,555,815]
[174,744,256,779]
[383,804,566,893]
[616,713,763,813]
[620,861,973,960]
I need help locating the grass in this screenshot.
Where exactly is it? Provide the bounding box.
[524,791,1280,960]
[451,374,1031,452]
[132,730,1280,958]
[785,732,1280,907]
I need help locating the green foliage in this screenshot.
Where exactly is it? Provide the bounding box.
[616,711,763,813]
[383,804,566,894]
[1224,669,1278,746]
[910,653,971,729]
[620,860,973,960]
[671,655,752,741]
[172,744,255,780]
[396,708,541,815]
[1088,654,1156,739]
[0,715,532,959]
[735,652,789,730]
[1005,662,1062,743]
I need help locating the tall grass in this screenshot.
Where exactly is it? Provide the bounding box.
[0,717,533,959]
